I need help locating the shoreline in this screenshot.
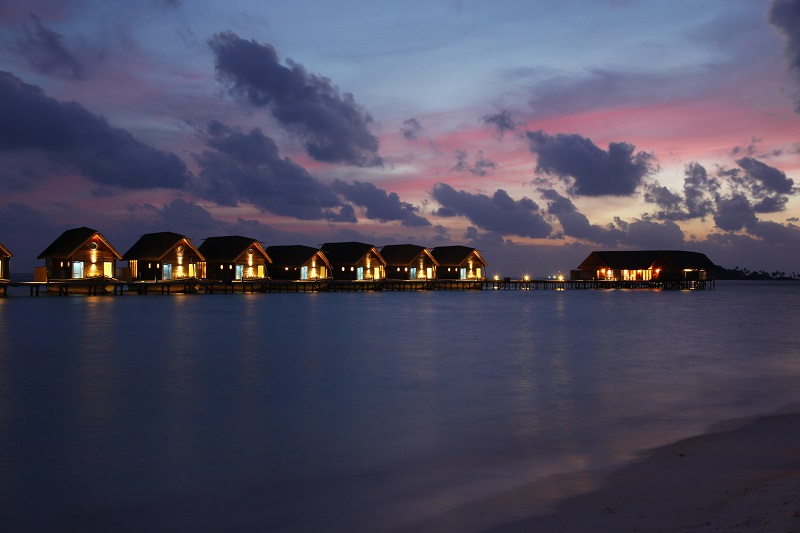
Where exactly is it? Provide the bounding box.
[490,411,800,532]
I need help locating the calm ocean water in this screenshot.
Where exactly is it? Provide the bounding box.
[1,281,799,532]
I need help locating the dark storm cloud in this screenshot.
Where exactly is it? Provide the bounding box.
[431,183,552,238]
[713,193,758,232]
[769,0,800,112]
[0,71,190,189]
[193,120,352,221]
[209,31,381,167]
[17,15,84,80]
[735,157,795,195]
[400,118,423,140]
[526,130,656,196]
[540,188,625,245]
[480,110,519,138]
[332,180,430,227]
[451,150,497,177]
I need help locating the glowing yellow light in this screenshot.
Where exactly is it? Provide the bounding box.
[523,275,530,281]
[493,275,499,281]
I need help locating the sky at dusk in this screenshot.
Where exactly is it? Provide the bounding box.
[1,0,799,276]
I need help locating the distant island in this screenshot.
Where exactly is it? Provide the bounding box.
[715,266,799,280]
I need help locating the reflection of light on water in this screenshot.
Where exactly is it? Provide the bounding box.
[0,283,799,531]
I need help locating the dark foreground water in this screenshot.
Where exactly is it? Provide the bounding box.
[0,281,799,532]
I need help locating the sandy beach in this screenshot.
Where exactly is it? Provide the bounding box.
[490,412,800,532]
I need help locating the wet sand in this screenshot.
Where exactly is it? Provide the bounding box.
[492,412,800,532]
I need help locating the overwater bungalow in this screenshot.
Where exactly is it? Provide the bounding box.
[0,242,11,280]
[265,245,332,281]
[380,244,439,280]
[430,245,487,280]
[572,250,716,281]
[122,232,205,282]
[36,227,121,281]
[321,242,386,281]
[198,236,271,282]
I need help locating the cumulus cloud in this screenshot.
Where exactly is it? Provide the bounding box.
[645,162,719,221]
[451,149,497,177]
[769,0,800,112]
[683,162,720,219]
[540,188,625,245]
[400,118,423,140]
[713,192,758,232]
[481,110,520,138]
[17,15,84,80]
[0,71,190,189]
[735,156,795,195]
[193,120,352,221]
[332,180,430,227]
[431,183,552,238]
[527,130,656,196]
[209,31,381,167]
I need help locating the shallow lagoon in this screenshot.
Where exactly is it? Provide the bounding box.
[1,281,798,531]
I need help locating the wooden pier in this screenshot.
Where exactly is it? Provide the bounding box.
[0,277,714,296]
[3,279,127,296]
[482,278,714,290]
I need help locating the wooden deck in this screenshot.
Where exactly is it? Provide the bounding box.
[0,277,714,296]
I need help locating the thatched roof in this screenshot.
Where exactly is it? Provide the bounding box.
[122,232,203,261]
[578,250,715,271]
[652,250,716,271]
[266,245,331,269]
[430,245,486,267]
[321,241,385,265]
[198,236,271,263]
[0,242,11,258]
[380,244,439,266]
[37,227,121,259]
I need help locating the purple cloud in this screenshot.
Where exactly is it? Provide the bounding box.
[431,183,552,238]
[0,71,190,190]
[769,0,800,112]
[527,130,656,196]
[16,15,84,80]
[481,110,519,138]
[209,31,381,167]
[193,120,352,221]
[451,150,497,177]
[400,118,423,140]
[332,180,430,227]
[713,193,758,232]
[540,188,625,245]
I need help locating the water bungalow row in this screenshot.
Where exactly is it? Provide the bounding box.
[0,227,715,296]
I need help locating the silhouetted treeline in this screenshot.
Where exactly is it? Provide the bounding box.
[715,266,799,280]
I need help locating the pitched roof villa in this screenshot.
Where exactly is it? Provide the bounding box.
[199,236,271,282]
[265,245,332,280]
[380,244,439,280]
[321,242,386,280]
[430,246,487,280]
[37,227,122,280]
[122,231,205,281]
